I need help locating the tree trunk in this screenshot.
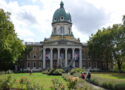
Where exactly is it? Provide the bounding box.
[117,60,122,73]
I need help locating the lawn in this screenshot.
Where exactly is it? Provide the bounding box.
[0,73,68,90]
[92,72,125,79]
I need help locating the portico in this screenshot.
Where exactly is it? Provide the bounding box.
[42,46,82,69]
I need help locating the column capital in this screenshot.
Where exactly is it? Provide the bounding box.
[50,48,53,50]
[65,48,68,50]
[43,48,46,50]
[58,48,60,50]
[79,47,82,50]
[72,48,75,50]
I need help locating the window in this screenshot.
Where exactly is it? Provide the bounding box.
[54,27,56,34]
[68,27,70,34]
[60,16,64,21]
[60,27,64,35]
[33,62,36,67]
[39,62,41,67]
[54,18,56,20]
[27,62,30,67]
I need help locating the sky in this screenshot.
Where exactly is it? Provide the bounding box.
[0,0,125,43]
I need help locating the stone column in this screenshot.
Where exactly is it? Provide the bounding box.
[72,48,75,67]
[79,48,82,68]
[65,48,68,67]
[50,48,53,69]
[58,48,60,67]
[43,48,46,69]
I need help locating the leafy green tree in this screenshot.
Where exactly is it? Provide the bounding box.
[88,28,113,70]
[112,24,125,72]
[0,9,25,71]
[17,45,32,72]
[88,18,125,72]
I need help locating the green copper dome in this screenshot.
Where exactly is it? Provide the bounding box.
[52,1,72,24]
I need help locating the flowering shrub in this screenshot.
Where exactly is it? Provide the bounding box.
[62,74,93,90]
[0,75,15,90]
[51,79,65,90]
[19,77,30,85]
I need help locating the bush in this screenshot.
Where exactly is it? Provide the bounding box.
[90,75,125,90]
[0,71,6,74]
[0,75,15,90]
[70,68,85,75]
[42,69,50,74]
[62,74,93,90]
[49,69,64,75]
[51,79,65,90]
[26,81,43,90]
[6,70,13,74]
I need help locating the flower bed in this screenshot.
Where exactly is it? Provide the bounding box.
[62,74,94,90]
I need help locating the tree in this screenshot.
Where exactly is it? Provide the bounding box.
[0,9,25,71]
[17,45,32,72]
[122,15,125,25]
[88,28,113,70]
[88,20,125,72]
[112,24,125,72]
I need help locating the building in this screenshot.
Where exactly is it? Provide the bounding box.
[22,1,91,71]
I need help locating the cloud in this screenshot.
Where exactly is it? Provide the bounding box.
[64,0,108,35]
[19,11,37,24]
[1,0,125,43]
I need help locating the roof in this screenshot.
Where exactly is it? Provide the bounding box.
[52,1,72,24]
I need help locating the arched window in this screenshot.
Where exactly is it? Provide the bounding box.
[60,26,64,35]
[54,18,56,20]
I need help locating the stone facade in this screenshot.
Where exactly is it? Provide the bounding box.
[20,2,98,71]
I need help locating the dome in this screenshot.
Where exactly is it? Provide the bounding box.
[52,1,72,24]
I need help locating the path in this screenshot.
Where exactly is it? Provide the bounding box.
[85,81,107,90]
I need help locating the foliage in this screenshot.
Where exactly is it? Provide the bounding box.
[17,46,33,72]
[0,70,13,74]
[88,15,125,71]
[0,9,25,71]
[0,75,15,90]
[42,69,50,74]
[70,68,85,74]
[62,74,94,90]
[0,73,67,89]
[51,79,65,90]
[48,69,65,75]
[26,81,43,90]
[90,73,125,90]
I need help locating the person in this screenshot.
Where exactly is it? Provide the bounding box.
[87,72,91,80]
[81,72,86,79]
[29,69,32,75]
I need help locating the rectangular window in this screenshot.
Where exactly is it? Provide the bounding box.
[33,62,36,67]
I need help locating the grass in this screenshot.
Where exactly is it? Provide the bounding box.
[0,73,68,90]
[92,72,125,79]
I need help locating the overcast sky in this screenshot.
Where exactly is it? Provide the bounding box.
[0,0,125,43]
